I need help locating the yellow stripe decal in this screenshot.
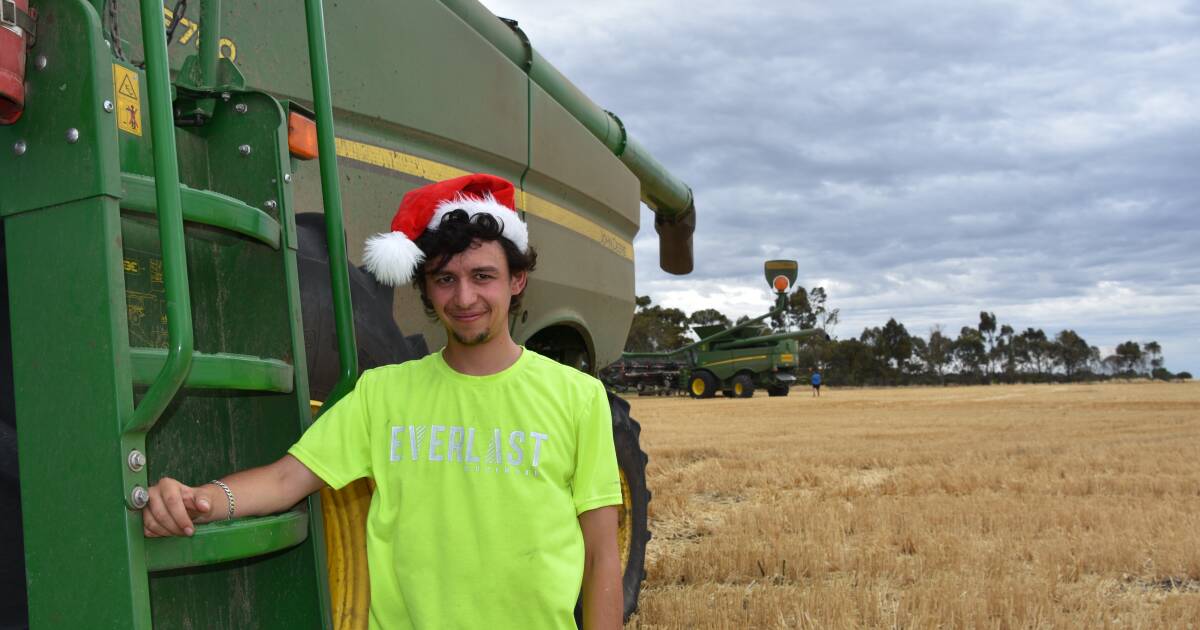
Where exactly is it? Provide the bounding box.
[334,138,634,261]
[522,194,633,260]
[703,355,769,368]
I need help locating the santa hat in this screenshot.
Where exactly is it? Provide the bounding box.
[362,173,528,286]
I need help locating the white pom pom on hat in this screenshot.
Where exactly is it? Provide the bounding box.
[362,173,528,286]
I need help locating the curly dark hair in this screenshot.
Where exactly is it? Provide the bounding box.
[412,209,538,320]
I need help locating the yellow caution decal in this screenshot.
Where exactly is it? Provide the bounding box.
[112,64,142,137]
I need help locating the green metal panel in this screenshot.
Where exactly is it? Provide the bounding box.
[7,198,150,628]
[526,80,640,231]
[0,0,121,218]
[0,1,149,626]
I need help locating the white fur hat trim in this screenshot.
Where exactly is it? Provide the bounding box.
[363,231,425,287]
[429,193,529,253]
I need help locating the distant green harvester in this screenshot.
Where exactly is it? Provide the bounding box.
[612,260,826,398]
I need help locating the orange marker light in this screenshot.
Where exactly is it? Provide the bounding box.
[772,275,790,293]
[288,111,319,160]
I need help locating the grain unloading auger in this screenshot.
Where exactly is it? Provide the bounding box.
[437,0,696,275]
[606,260,827,398]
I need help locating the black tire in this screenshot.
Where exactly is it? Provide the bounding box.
[767,384,790,397]
[607,392,651,621]
[733,373,755,398]
[688,370,718,399]
[295,214,428,397]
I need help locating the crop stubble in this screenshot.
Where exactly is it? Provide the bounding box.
[625,382,1200,629]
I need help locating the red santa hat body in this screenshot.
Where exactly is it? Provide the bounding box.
[363,173,528,286]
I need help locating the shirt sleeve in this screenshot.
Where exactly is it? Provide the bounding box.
[288,372,374,490]
[571,381,623,515]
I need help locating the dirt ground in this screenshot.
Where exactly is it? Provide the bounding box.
[623,381,1200,629]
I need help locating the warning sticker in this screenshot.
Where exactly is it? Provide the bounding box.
[112,64,143,136]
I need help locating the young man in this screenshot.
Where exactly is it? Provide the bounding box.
[811,370,821,397]
[143,174,624,629]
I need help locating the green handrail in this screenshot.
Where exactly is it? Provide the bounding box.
[198,0,221,88]
[121,173,282,249]
[303,0,359,409]
[130,348,295,393]
[124,0,196,434]
[144,510,310,572]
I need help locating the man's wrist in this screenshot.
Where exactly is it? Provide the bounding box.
[206,480,236,520]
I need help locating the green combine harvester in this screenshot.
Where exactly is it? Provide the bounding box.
[0,0,696,626]
[606,261,826,398]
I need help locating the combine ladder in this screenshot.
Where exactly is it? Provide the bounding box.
[0,0,357,626]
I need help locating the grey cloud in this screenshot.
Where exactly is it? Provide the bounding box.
[485,0,1200,371]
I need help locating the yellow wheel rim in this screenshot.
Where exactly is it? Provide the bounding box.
[734,382,744,396]
[313,401,372,630]
[617,467,633,572]
[691,377,705,396]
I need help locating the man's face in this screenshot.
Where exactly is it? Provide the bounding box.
[424,239,527,347]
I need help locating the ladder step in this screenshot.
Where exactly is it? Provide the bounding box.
[121,173,282,249]
[144,510,309,572]
[131,348,294,393]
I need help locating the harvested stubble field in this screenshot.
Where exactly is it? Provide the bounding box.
[624,382,1200,629]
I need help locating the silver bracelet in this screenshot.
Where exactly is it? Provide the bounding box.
[209,480,236,521]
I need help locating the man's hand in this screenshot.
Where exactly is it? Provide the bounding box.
[143,478,221,537]
[142,454,325,538]
[579,505,622,630]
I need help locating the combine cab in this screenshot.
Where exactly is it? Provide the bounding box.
[0,0,695,626]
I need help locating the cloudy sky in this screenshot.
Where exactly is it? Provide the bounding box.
[483,0,1199,373]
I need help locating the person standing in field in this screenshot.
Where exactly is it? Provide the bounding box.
[141,174,624,630]
[811,370,822,397]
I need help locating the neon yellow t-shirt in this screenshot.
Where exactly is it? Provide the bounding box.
[289,349,622,629]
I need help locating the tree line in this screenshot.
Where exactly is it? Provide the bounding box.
[623,289,1191,386]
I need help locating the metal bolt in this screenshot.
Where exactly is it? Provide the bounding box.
[221,92,231,101]
[13,140,27,156]
[66,128,80,144]
[34,55,47,71]
[238,144,252,156]
[130,486,150,509]
[234,103,248,114]
[127,450,146,472]
[283,173,292,183]
[264,200,278,211]
[103,100,114,113]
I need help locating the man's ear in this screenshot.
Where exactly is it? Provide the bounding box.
[509,270,528,295]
